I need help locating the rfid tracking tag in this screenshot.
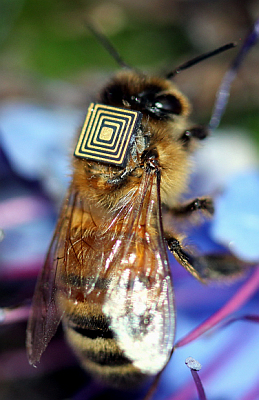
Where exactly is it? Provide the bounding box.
[74,103,143,167]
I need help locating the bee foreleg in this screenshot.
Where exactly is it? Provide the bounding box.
[171,197,214,217]
[187,253,252,281]
[167,237,251,281]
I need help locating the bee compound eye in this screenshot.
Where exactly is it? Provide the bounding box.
[154,94,182,115]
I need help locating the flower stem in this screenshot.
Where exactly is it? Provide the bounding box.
[191,370,207,400]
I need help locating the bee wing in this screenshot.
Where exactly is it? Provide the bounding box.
[27,168,175,374]
[26,185,77,366]
[103,168,175,375]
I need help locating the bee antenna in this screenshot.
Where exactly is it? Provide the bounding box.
[85,21,131,69]
[166,42,236,79]
[209,18,259,130]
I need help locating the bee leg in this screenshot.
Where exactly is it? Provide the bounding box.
[167,237,251,281]
[189,253,252,281]
[171,197,214,217]
[167,237,206,281]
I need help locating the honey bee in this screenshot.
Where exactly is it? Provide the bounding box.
[26,30,245,388]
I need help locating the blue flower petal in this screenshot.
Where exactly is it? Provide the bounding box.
[211,170,259,262]
[0,102,84,198]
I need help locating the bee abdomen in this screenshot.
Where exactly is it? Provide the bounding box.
[67,326,129,366]
[71,325,114,340]
[64,322,146,387]
[59,291,147,386]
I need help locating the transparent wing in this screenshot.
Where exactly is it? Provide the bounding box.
[103,168,175,375]
[26,185,78,365]
[27,168,175,375]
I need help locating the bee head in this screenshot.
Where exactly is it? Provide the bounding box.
[99,71,190,121]
[99,71,208,152]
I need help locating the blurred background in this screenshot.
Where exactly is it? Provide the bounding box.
[0,1,259,399]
